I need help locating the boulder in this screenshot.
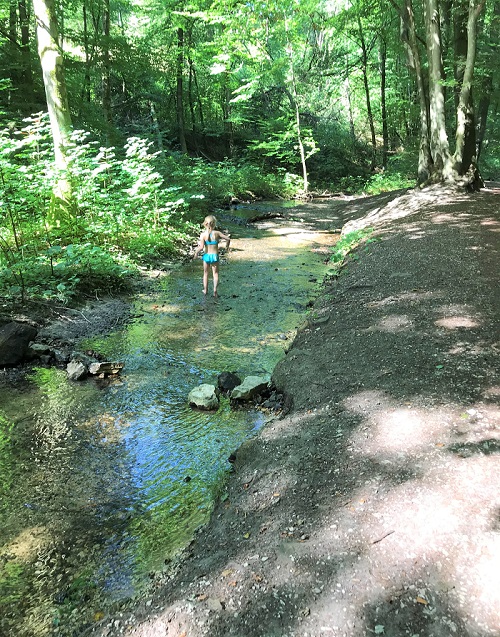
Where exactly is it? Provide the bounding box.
[188,384,219,410]
[67,360,88,381]
[217,371,242,393]
[231,374,271,401]
[0,322,37,366]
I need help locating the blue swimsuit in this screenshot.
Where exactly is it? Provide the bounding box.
[203,233,219,263]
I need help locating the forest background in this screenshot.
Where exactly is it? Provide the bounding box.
[0,0,498,306]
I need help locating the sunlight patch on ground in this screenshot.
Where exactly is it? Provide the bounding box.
[435,316,480,329]
[343,390,454,455]
[366,313,414,333]
[480,217,500,231]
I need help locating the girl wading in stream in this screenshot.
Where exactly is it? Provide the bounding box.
[193,215,231,298]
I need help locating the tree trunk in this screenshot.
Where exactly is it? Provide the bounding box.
[476,75,492,164]
[18,0,33,100]
[401,0,433,183]
[176,27,188,154]
[453,0,485,187]
[82,3,91,102]
[357,14,376,170]
[423,0,454,180]
[9,0,18,87]
[379,35,389,169]
[149,101,164,154]
[33,0,75,224]
[345,55,356,142]
[222,75,234,158]
[284,14,308,193]
[102,0,112,131]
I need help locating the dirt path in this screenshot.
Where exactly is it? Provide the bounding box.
[92,185,500,637]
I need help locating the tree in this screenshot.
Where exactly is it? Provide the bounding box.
[396,0,486,187]
[33,0,76,223]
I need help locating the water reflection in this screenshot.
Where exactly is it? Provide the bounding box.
[0,203,340,636]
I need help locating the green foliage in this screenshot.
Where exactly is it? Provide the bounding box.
[363,171,415,194]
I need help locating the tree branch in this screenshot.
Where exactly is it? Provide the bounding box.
[0,27,23,51]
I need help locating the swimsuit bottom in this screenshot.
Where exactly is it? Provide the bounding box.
[203,253,219,264]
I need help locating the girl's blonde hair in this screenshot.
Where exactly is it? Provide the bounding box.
[203,215,217,230]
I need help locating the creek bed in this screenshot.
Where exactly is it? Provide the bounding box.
[0,202,341,637]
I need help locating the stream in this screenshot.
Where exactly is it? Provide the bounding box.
[0,201,342,637]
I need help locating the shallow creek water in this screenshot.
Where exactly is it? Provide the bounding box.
[0,202,341,636]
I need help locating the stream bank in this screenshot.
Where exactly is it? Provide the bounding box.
[90,184,500,637]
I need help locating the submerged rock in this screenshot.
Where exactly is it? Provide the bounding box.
[188,384,219,410]
[231,374,271,401]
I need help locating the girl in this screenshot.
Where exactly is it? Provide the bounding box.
[193,215,231,298]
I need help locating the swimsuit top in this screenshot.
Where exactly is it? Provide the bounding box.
[204,232,218,246]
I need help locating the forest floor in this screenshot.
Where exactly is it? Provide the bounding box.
[87,182,500,637]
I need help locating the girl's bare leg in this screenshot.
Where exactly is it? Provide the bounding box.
[203,261,209,295]
[212,263,219,297]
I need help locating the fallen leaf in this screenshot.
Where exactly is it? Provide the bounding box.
[416,596,428,605]
[273,493,280,497]
[228,580,237,587]
[243,532,250,539]
[197,594,208,601]
[221,569,233,577]
[93,612,105,622]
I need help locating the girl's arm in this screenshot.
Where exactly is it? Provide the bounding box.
[218,231,231,251]
[192,233,205,259]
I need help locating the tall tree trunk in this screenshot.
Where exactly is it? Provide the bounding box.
[18,0,33,100]
[476,75,492,164]
[423,0,454,180]
[9,0,18,83]
[400,0,432,183]
[102,0,112,131]
[357,14,377,170]
[284,14,308,193]
[222,75,234,158]
[32,0,75,224]
[453,0,485,186]
[176,27,188,154]
[379,35,389,168]
[149,101,164,154]
[345,54,356,142]
[82,3,91,102]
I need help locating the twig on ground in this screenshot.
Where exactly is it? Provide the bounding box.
[371,530,395,544]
